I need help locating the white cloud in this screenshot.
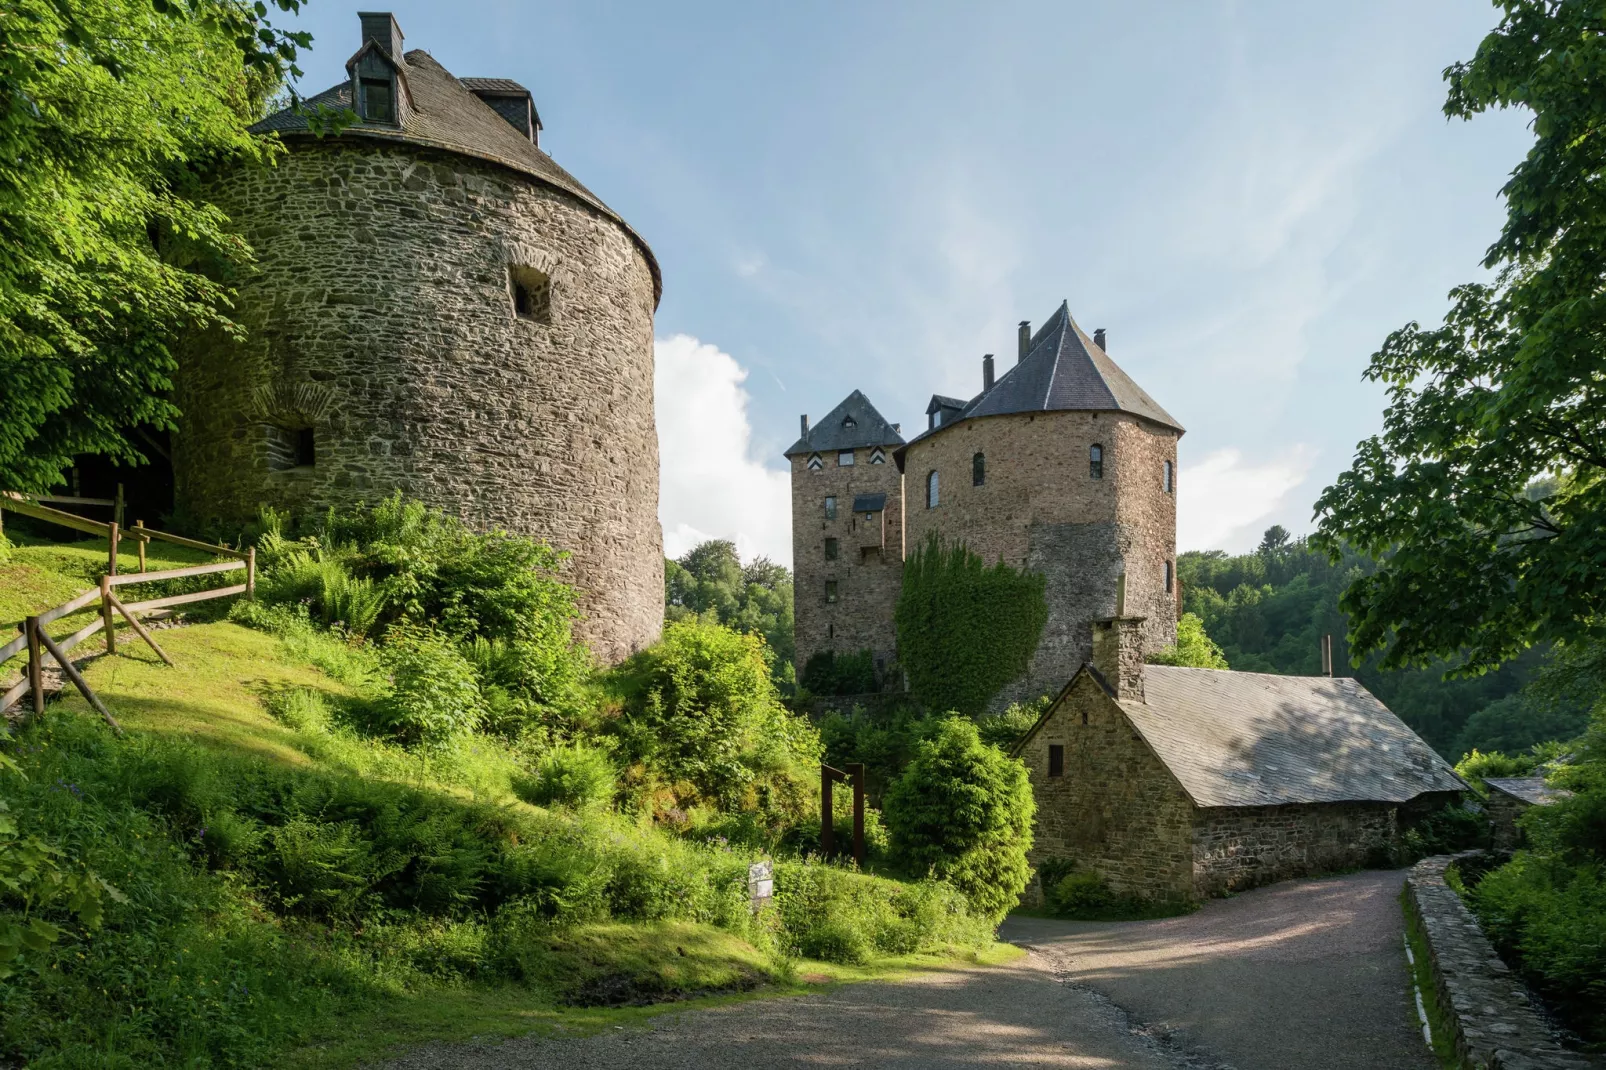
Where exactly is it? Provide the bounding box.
[655,334,793,567]
[1178,446,1315,553]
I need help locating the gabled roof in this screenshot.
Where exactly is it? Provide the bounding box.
[898,301,1181,460]
[1016,664,1465,808]
[786,390,905,457]
[252,51,660,306]
[1484,777,1571,806]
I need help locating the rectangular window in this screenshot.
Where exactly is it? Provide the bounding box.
[1165,560,1174,593]
[825,580,839,603]
[824,537,838,561]
[1048,745,1064,777]
[509,265,552,323]
[838,450,855,467]
[824,496,837,519]
[361,78,395,124]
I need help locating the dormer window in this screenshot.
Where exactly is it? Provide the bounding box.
[843,416,857,429]
[360,77,395,124]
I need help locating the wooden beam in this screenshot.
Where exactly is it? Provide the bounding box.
[50,616,105,659]
[107,591,174,667]
[100,576,116,657]
[0,495,113,538]
[106,560,244,587]
[128,523,245,560]
[36,628,121,736]
[121,584,247,614]
[25,617,42,717]
[36,588,102,629]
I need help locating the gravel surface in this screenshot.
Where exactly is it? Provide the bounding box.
[1003,869,1435,1070]
[381,870,1431,1069]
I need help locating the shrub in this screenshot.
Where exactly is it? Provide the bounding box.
[1146,612,1229,668]
[800,649,877,696]
[515,744,616,811]
[1400,803,1487,860]
[882,717,1034,922]
[771,861,990,964]
[372,625,485,748]
[608,619,820,811]
[895,533,1048,715]
[1050,870,1116,915]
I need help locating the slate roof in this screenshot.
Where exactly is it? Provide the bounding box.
[898,300,1181,459]
[1484,777,1571,806]
[459,77,529,94]
[853,493,887,513]
[252,51,660,305]
[1020,665,1465,808]
[785,390,906,457]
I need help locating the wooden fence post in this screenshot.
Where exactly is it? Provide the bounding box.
[113,483,124,530]
[107,521,119,577]
[246,546,256,599]
[99,575,117,657]
[24,617,43,717]
[848,762,866,867]
[821,764,835,859]
[136,520,146,574]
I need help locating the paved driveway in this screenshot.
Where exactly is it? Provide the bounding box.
[385,870,1432,1069]
[1002,869,1435,1070]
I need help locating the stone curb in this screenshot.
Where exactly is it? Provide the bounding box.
[1404,853,1601,1070]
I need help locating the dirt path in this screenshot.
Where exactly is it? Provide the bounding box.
[1002,869,1435,1070]
[384,870,1431,1069]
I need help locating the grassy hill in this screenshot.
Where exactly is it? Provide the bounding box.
[0,530,1012,1067]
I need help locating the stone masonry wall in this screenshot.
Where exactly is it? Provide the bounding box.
[175,141,661,663]
[1192,802,1397,898]
[790,448,904,677]
[900,410,1179,703]
[1486,792,1531,851]
[1020,673,1195,902]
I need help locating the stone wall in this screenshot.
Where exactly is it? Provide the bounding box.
[1405,854,1601,1069]
[790,448,904,677]
[1020,673,1195,902]
[900,410,1179,702]
[175,140,661,663]
[1191,802,1397,898]
[1486,792,1531,851]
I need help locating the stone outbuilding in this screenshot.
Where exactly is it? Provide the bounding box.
[1483,777,1570,850]
[1012,616,1466,903]
[176,13,662,662]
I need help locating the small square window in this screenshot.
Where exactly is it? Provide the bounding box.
[824,496,837,520]
[824,537,838,561]
[825,580,839,603]
[1048,745,1064,777]
[838,450,855,467]
[267,425,316,471]
[360,78,395,124]
[509,265,552,324]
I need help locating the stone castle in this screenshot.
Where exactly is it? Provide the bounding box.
[174,13,662,662]
[787,301,1183,700]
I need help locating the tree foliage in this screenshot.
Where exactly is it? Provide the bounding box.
[895,534,1048,715]
[0,0,319,494]
[1146,612,1229,669]
[664,539,794,686]
[881,717,1034,923]
[1313,0,1606,673]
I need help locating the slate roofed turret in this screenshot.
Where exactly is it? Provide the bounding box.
[899,301,1182,460]
[786,390,905,457]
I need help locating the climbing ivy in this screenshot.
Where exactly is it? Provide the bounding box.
[894,533,1047,715]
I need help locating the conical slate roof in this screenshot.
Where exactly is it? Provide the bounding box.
[902,301,1182,455]
[785,390,905,457]
[252,51,661,304]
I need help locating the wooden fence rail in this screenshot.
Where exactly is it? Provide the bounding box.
[0,505,256,721]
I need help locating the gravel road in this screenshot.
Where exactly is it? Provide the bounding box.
[1003,869,1435,1070]
[383,870,1431,1069]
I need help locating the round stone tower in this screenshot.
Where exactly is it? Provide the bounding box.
[896,302,1182,701]
[174,13,663,662]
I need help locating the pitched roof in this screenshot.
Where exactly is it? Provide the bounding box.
[459,77,530,94]
[252,51,660,305]
[1484,777,1571,806]
[1021,665,1465,808]
[785,390,906,457]
[899,301,1181,458]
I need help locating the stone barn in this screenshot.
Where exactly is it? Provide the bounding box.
[1483,777,1570,850]
[1012,615,1466,903]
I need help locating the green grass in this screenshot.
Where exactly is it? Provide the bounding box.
[1401,890,1465,1069]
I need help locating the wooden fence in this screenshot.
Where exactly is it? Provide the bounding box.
[0,495,255,728]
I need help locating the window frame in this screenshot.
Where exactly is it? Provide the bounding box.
[1163,459,1174,494]
[824,495,837,520]
[1089,443,1104,480]
[360,77,396,124]
[837,449,855,467]
[1165,559,1174,593]
[972,451,985,487]
[824,537,839,561]
[825,580,839,604]
[926,469,939,509]
[1048,744,1064,777]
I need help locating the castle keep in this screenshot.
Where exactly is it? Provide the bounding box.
[789,300,1181,700]
[176,13,662,662]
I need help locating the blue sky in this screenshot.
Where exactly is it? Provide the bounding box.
[282,1,1531,564]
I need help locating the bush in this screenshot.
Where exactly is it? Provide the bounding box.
[801,649,877,696]
[516,744,616,811]
[882,718,1034,922]
[372,625,485,748]
[895,533,1048,715]
[1146,612,1229,668]
[608,619,820,812]
[771,861,990,964]
[1400,804,1488,861]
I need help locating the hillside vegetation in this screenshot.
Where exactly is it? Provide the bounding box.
[0,503,1009,1067]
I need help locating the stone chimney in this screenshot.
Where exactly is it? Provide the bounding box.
[1091,575,1146,701]
[358,11,405,58]
[1094,327,1107,352]
[800,413,809,438]
[1017,321,1031,361]
[982,353,995,391]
